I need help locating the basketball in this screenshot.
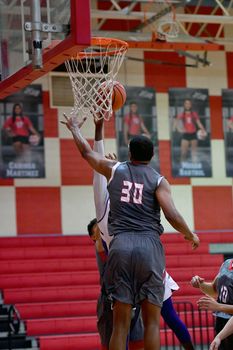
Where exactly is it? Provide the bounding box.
[29,134,40,146]
[197,129,207,140]
[112,81,127,111]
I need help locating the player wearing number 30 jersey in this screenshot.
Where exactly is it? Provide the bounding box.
[94,134,196,350]
[106,156,165,308]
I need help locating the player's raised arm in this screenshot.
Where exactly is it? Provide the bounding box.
[92,118,111,245]
[61,113,117,181]
[93,118,108,211]
[156,177,200,249]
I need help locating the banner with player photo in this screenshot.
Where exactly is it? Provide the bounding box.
[222,89,233,177]
[115,86,160,172]
[0,85,45,178]
[169,88,212,177]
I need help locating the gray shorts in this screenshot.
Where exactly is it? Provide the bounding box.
[97,294,144,346]
[97,293,113,346]
[104,232,165,307]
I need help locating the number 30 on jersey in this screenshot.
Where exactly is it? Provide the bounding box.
[120,180,144,204]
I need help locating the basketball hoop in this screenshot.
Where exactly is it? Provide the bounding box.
[157,0,179,40]
[65,37,128,121]
[157,20,179,40]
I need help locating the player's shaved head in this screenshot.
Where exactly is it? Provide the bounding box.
[129,135,154,162]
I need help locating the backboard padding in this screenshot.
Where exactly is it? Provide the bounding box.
[0,0,91,99]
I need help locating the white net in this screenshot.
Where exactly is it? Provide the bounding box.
[157,19,179,40]
[157,0,179,40]
[65,37,128,121]
[144,1,179,41]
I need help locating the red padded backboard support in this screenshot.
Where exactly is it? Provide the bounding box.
[127,41,223,51]
[0,0,91,99]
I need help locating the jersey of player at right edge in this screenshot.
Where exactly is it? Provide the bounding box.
[216,259,233,320]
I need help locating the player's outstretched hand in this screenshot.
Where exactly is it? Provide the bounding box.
[188,232,200,250]
[191,275,205,288]
[105,153,117,161]
[197,295,218,311]
[61,113,87,131]
[209,336,221,350]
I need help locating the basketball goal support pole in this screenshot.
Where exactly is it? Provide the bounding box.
[31,0,43,69]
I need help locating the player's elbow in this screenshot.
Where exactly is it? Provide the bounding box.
[80,150,96,168]
[80,150,89,160]
[164,210,182,225]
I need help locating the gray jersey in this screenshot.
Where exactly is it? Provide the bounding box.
[216,259,233,319]
[107,161,164,236]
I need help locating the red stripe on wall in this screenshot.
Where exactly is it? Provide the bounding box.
[226,52,233,88]
[159,140,190,184]
[60,139,94,185]
[0,179,14,186]
[144,51,186,93]
[209,96,224,140]
[193,186,233,230]
[43,91,58,137]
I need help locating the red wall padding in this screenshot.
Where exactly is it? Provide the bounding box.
[16,187,62,234]
[60,139,94,185]
[193,186,233,230]
[144,51,186,93]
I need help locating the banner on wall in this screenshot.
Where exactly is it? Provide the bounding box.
[115,86,160,172]
[0,85,45,178]
[222,89,233,177]
[169,88,212,177]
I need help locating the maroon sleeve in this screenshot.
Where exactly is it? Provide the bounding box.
[124,114,130,125]
[177,113,184,120]
[192,111,200,122]
[23,116,33,128]
[3,116,13,129]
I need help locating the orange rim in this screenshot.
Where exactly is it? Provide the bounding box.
[77,37,128,58]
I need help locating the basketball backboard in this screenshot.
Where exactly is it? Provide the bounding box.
[0,0,91,99]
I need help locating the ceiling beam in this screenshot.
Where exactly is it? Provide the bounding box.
[215,0,233,38]
[186,0,203,31]
[91,9,233,24]
[214,0,230,16]
[195,3,219,37]
[1,6,233,25]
